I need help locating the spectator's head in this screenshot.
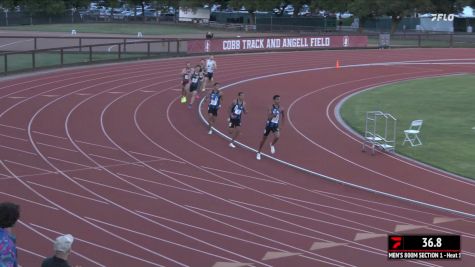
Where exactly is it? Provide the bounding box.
[54,234,74,259]
[0,202,20,229]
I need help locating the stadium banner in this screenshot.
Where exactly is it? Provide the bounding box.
[187,35,368,53]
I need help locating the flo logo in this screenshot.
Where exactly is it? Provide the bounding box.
[431,14,455,21]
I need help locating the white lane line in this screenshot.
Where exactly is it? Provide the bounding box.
[41,94,59,97]
[0,144,36,155]
[0,133,29,142]
[89,153,143,167]
[16,246,45,259]
[184,205,389,260]
[27,181,109,205]
[138,209,354,267]
[4,160,54,173]
[201,165,286,185]
[160,169,245,189]
[33,130,68,140]
[107,91,125,94]
[230,199,377,233]
[197,62,475,219]
[93,77,276,267]
[8,65,189,267]
[86,216,246,264]
[116,172,202,194]
[36,142,79,153]
[48,156,98,169]
[21,221,107,267]
[139,90,157,93]
[0,39,33,48]
[0,192,58,210]
[72,176,158,199]
[273,194,406,222]
[7,96,27,99]
[308,189,475,237]
[129,151,185,164]
[0,158,166,180]
[0,123,26,130]
[75,139,119,150]
[29,222,162,267]
[75,93,93,96]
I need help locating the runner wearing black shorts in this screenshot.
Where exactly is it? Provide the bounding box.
[187,65,203,108]
[206,82,223,135]
[228,92,246,148]
[256,95,284,160]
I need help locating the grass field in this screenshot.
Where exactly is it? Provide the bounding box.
[0,52,170,73]
[340,74,475,179]
[0,23,219,36]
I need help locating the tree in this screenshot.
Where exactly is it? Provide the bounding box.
[62,0,90,9]
[227,0,281,24]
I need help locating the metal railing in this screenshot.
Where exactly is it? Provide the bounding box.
[1,32,473,75]
[0,38,187,74]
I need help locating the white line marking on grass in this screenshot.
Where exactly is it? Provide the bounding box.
[0,39,33,48]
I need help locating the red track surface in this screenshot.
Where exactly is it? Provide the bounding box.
[1,48,474,267]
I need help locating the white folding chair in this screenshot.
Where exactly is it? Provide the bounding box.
[402,120,423,146]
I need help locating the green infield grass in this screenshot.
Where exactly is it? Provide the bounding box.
[340,74,475,179]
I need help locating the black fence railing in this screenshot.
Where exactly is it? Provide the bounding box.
[0,38,187,74]
[0,33,473,75]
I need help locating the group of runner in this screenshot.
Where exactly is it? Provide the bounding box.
[225,92,284,160]
[180,55,217,109]
[179,56,284,160]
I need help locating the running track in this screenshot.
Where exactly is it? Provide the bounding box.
[0,48,474,267]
